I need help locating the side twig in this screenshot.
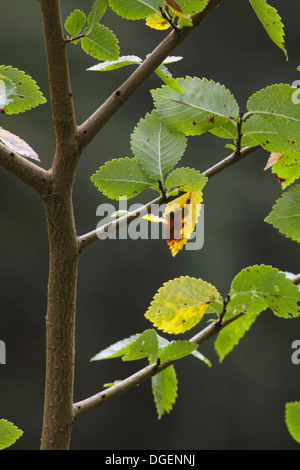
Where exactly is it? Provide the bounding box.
[0,142,49,194]
[73,314,241,419]
[73,270,300,419]
[78,145,261,250]
[76,0,223,150]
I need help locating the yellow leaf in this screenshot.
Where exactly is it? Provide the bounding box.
[142,214,166,223]
[145,276,221,334]
[146,13,170,30]
[164,191,203,256]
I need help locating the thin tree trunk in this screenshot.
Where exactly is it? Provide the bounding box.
[40,189,79,450]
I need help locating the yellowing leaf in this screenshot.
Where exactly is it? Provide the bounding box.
[145,276,221,334]
[164,190,202,256]
[146,13,170,30]
[264,151,300,188]
[165,0,188,21]
[264,152,283,170]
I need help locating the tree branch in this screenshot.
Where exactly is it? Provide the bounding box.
[73,270,300,419]
[78,145,261,250]
[40,0,77,154]
[0,141,49,193]
[76,0,223,149]
[73,313,240,419]
[293,273,300,285]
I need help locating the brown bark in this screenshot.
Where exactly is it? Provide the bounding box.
[40,190,79,450]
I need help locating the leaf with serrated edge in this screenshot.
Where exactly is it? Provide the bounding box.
[166,167,207,192]
[91,157,156,200]
[215,264,300,361]
[271,152,300,189]
[0,419,23,450]
[81,24,119,61]
[64,9,86,36]
[0,66,46,115]
[285,401,300,444]
[227,264,300,320]
[249,0,287,59]
[0,129,40,161]
[152,365,177,419]
[265,185,300,243]
[145,276,221,334]
[246,85,300,153]
[130,110,187,181]
[151,77,239,137]
[215,312,260,362]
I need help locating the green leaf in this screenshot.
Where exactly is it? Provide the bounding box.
[159,340,197,361]
[0,66,46,115]
[270,152,300,189]
[156,334,211,366]
[165,167,208,192]
[155,66,185,94]
[151,77,239,137]
[152,365,177,419]
[91,157,156,200]
[249,0,287,59]
[109,0,161,20]
[180,0,209,15]
[215,264,300,361]
[64,9,86,36]
[191,349,212,367]
[88,0,109,30]
[0,419,23,450]
[145,276,221,334]
[122,329,159,361]
[90,333,141,361]
[265,184,300,243]
[242,114,292,151]
[246,84,300,153]
[285,401,300,444]
[226,265,300,320]
[215,312,260,362]
[81,24,119,61]
[130,110,187,181]
[87,55,142,72]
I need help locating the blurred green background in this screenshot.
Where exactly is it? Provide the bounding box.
[1,0,300,450]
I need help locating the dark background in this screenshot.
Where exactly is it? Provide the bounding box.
[1,0,300,450]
